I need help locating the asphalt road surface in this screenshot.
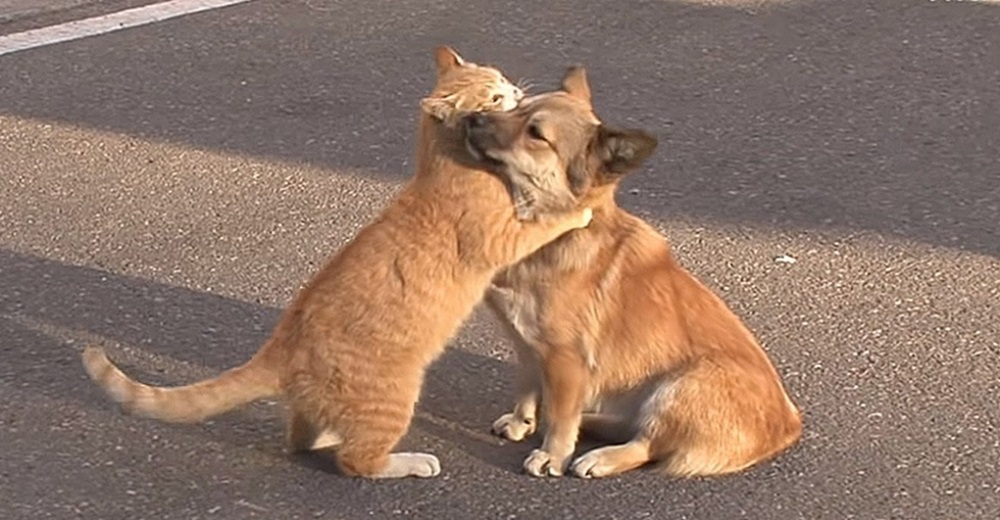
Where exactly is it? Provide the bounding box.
[1,0,998,518]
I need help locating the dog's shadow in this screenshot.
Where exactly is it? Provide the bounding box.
[0,248,559,475]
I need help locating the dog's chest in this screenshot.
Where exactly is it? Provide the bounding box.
[493,247,590,350]
[501,286,545,347]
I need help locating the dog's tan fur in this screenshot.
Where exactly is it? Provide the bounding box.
[81,48,591,479]
[466,67,802,479]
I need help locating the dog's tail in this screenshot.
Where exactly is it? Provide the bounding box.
[81,345,281,423]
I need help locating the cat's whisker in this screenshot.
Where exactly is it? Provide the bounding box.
[515,78,536,93]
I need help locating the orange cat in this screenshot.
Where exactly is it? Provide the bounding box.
[81,47,591,479]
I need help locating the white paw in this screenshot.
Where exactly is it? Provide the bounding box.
[491,413,536,442]
[381,452,441,479]
[569,450,613,479]
[406,453,442,478]
[523,449,568,478]
[580,208,593,227]
[309,430,343,451]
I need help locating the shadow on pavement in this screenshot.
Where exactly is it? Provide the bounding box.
[0,0,997,258]
[0,248,532,473]
[3,235,997,518]
[0,247,824,520]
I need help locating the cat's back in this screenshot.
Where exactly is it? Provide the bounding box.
[283,183,488,353]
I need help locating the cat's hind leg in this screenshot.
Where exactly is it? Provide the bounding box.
[330,394,440,479]
[335,432,441,479]
[287,410,343,452]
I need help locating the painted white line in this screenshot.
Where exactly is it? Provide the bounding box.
[0,0,254,57]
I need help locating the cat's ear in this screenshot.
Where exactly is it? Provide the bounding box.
[561,66,592,104]
[420,96,451,121]
[434,46,465,76]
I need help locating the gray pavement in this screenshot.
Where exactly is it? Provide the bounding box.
[0,0,92,23]
[1,0,998,519]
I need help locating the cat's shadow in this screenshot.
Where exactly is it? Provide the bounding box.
[0,248,565,476]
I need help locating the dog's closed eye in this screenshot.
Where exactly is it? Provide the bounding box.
[527,124,546,142]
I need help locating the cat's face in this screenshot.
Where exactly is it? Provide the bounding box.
[420,46,524,126]
[463,66,658,208]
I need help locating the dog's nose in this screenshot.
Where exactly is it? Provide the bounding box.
[465,112,488,129]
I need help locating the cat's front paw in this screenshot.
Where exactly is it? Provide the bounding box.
[375,452,442,479]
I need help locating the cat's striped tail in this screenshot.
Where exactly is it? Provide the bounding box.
[81,345,281,423]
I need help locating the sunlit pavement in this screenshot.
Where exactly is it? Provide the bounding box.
[1,1,998,518]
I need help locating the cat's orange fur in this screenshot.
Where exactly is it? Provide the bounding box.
[81,47,591,479]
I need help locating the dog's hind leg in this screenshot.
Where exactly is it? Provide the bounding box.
[570,438,653,478]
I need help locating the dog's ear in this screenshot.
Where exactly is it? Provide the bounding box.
[596,125,658,175]
[434,46,465,76]
[561,66,592,104]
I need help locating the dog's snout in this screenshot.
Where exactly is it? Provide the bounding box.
[465,112,488,129]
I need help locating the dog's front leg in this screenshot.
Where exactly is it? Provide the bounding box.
[523,347,587,478]
[492,338,541,441]
[485,286,542,442]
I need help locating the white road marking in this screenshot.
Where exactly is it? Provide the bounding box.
[0,0,254,57]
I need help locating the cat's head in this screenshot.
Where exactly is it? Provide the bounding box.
[420,46,524,127]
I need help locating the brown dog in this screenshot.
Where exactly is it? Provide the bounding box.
[464,67,802,479]
[80,49,591,480]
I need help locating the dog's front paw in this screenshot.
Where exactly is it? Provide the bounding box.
[523,449,569,478]
[492,413,536,442]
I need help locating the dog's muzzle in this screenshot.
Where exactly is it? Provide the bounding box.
[464,112,490,131]
[463,113,502,166]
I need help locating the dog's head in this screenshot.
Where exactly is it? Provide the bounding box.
[463,67,657,209]
[420,46,525,127]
